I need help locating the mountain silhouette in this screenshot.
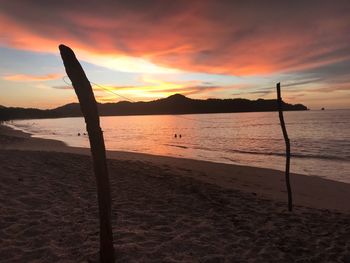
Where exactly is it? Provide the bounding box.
[0,94,308,121]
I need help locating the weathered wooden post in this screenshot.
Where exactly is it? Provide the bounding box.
[276,82,293,211]
[59,44,115,262]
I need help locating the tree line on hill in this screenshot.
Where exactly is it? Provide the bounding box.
[0,93,308,121]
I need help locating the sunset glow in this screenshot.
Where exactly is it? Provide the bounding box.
[4,73,63,82]
[0,1,349,109]
[1,3,350,261]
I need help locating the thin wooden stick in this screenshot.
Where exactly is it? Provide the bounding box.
[59,44,115,262]
[276,82,293,212]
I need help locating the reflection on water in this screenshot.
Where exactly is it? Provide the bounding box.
[9,110,350,183]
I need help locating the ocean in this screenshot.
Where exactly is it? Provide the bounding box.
[7,110,350,183]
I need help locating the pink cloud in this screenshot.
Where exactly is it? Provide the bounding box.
[3,73,63,82]
[0,1,349,76]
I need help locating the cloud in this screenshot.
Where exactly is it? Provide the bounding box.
[91,84,224,102]
[283,79,324,88]
[51,85,73,90]
[3,73,63,82]
[56,75,228,102]
[0,0,350,76]
[146,85,224,96]
[306,83,350,93]
[236,89,273,97]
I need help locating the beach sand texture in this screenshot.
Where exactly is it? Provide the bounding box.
[0,125,350,262]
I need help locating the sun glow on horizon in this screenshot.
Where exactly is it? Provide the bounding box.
[92,75,201,103]
[81,52,182,74]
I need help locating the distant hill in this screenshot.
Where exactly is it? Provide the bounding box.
[0,94,308,121]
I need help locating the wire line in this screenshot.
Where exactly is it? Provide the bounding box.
[62,76,233,124]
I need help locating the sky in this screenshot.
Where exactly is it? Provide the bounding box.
[0,0,349,109]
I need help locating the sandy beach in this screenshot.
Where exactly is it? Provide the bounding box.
[1,124,349,262]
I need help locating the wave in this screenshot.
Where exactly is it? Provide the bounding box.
[164,141,349,161]
[164,144,189,149]
[226,149,349,161]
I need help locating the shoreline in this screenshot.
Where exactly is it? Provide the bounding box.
[4,112,350,185]
[1,124,349,212]
[1,124,350,262]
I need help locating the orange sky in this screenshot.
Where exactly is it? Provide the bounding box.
[0,0,349,109]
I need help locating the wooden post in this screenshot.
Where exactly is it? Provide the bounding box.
[59,44,115,262]
[276,82,293,211]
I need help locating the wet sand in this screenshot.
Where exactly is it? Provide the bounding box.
[0,124,349,262]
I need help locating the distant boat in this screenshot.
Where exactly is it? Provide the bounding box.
[321,107,325,110]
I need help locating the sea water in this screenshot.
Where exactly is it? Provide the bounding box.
[7,110,350,183]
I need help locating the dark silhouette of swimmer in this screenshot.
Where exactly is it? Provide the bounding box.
[78,133,81,136]
[174,134,177,138]
[179,134,182,138]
